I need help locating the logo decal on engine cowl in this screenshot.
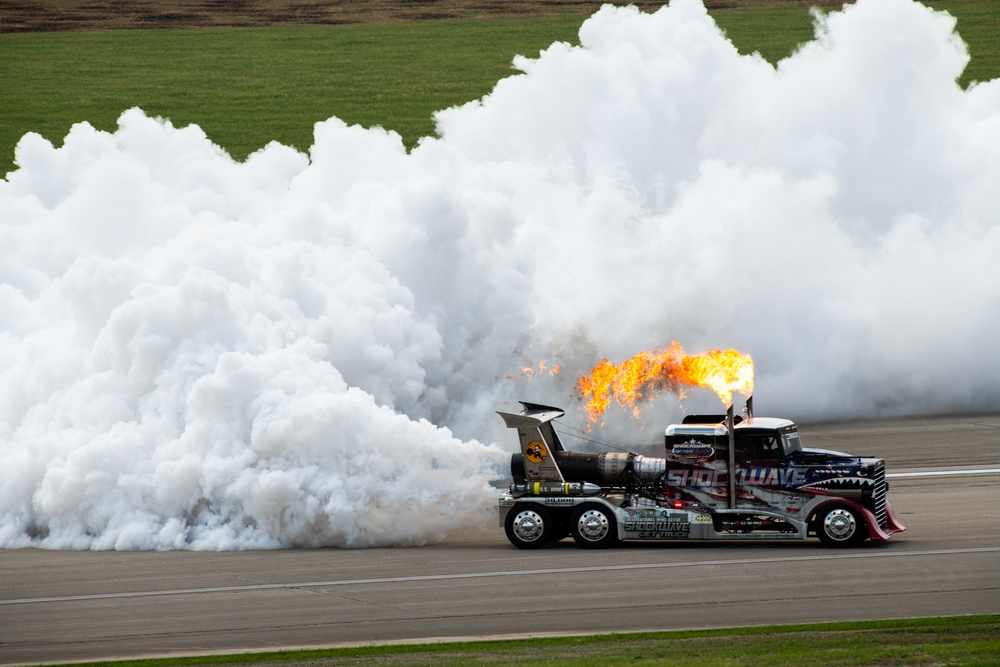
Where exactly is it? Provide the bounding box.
[524,440,548,464]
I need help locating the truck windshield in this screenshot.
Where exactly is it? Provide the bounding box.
[780,429,802,456]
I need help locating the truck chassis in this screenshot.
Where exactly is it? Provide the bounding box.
[497,400,905,549]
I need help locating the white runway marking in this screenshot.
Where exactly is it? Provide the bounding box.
[887,468,1000,478]
[4,546,999,606]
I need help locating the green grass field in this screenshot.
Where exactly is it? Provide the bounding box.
[50,616,1000,666]
[1,0,997,176]
[0,17,581,174]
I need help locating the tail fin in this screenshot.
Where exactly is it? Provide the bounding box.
[497,402,566,482]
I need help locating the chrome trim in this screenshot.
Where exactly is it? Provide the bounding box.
[873,463,887,528]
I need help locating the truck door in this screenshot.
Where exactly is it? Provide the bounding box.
[743,434,782,466]
[736,433,794,510]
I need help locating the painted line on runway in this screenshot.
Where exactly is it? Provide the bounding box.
[4,546,999,606]
[887,468,1000,478]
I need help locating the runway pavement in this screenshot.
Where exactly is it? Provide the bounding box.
[2,414,998,664]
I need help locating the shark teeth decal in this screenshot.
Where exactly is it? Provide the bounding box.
[800,477,875,492]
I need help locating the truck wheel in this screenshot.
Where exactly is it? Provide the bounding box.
[816,505,865,547]
[571,504,617,549]
[505,504,552,549]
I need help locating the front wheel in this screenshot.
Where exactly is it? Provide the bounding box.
[816,505,865,547]
[570,504,618,549]
[505,504,553,549]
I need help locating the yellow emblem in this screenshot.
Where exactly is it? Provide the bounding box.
[524,440,548,464]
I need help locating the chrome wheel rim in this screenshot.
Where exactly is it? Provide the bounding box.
[823,508,857,541]
[512,510,545,542]
[577,509,610,542]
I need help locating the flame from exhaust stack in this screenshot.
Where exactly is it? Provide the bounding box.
[576,342,754,423]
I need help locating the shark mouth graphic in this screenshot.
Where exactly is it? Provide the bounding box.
[800,477,876,494]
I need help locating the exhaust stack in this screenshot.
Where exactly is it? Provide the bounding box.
[727,403,736,508]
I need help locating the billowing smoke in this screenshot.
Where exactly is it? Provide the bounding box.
[1,0,997,549]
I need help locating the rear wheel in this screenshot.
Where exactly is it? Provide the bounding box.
[816,505,865,547]
[504,504,553,549]
[571,504,617,549]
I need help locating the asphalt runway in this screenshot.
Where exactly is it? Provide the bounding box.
[2,414,998,664]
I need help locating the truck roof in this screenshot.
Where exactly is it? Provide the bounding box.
[665,416,795,437]
[738,417,796,431]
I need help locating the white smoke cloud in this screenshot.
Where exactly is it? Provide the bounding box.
[1,0,998,549]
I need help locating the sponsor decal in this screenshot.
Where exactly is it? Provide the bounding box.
[671,440,715,462]
[665,462,879,501]
[625,519,691,539]
[524,440,548,464]
[627,509,683,518]
[737,467,808,487]
[668,469,726,488]
[692,513,713,523]
[668,466,811,490]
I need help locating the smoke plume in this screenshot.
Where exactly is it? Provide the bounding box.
[1,0,997,549]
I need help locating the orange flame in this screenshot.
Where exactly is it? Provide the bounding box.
[576,341,753,423]
[505,360,561,382]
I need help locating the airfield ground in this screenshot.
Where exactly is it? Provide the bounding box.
[2,0,853,32]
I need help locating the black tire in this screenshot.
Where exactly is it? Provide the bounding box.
[570,504,618,549]
[550,515,571,542]
[816,505,866,547]
[504,504,553,549]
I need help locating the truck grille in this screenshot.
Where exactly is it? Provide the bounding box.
[873,463,887,528]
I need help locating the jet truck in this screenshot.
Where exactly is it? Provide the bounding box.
[497,399,905,548]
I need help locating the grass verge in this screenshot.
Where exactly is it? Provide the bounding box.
[0,17,580,174]
[49,615,1000,666]
[717,0,999,85]
[1,1,997,175]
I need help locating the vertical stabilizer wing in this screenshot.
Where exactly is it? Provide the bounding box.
[497,402,566,482]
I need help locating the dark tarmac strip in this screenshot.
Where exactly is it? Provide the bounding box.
[3,545,998,608]
[2,415,998,665]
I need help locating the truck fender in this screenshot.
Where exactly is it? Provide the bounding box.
[809,497,902,543]
[882,499,907,537]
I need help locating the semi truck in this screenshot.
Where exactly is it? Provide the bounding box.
[497,399,905,548]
